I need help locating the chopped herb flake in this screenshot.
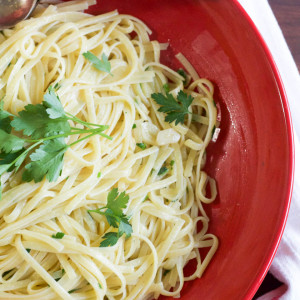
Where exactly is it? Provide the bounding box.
[51,232,65,239]
[163,83,170,94]
[158,166,168,176]
[54,82,61,90]
[136,143,146,150]
[177,69,187,86]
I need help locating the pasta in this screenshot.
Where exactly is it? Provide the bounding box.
[0,1,219,299]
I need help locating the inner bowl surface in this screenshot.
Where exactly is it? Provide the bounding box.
[87,1,294,299]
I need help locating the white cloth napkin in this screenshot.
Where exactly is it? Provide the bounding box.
[238,0,300,299]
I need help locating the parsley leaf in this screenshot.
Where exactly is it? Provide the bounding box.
[11,103,70,139]
[11,87,71,138]
[0,87,111,199]
[0,99,14,117]
[22,138,68,183]
[0,149,26,172]
[0,129,25,153]
[119,216,133,238]
[0,117,12,133]
[11,104,48,138]
[101,208,119,228]
[83,52,112,75]
[151,90,194,125]
[52,232,65,239]
[163,83,170,94]
[0,101,13,133]
[107,188,129,216]
[43,86,66,119]
[88,188,132,247]
[177,69,187,86]
[100,232,119,247]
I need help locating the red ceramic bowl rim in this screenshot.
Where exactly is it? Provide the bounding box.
[231,1,295,298]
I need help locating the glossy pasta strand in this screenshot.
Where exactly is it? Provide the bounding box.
[0,1,218,299]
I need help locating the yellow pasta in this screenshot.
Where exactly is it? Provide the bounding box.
[0,1,218,299]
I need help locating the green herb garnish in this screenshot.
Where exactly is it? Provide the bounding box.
[53,82,61,90]
[177,69,187,86]
[0,87,111,199]
[132,123,136,129]
[163,83,170,94]
[53,269,65,281]
[136,142,146,150]
[158,166,168,176]
[83,51,112,75]
[151,91,194,125]
[51,232,65,239]
[99,232,119,247]
[88,188,132,247]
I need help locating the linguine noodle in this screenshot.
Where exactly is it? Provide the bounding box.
[0,1,218,299]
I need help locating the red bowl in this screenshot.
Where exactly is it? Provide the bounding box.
[87,1,294,299]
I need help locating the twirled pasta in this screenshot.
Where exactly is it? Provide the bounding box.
[0,1,218,299]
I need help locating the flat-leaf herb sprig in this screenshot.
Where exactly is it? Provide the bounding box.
[151,90,203,125]
[0,86,111,198]
[83,51,112,76]
[88,188,132,247]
